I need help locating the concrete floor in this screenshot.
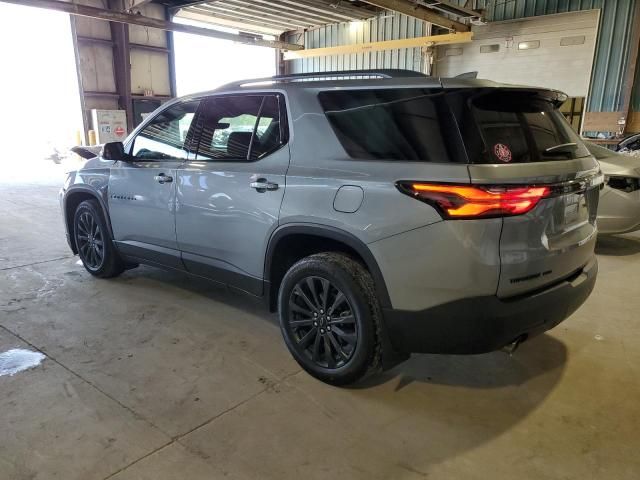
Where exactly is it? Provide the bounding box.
[1,168,639,480]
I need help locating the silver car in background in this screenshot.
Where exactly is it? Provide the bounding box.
[586,142,640,234]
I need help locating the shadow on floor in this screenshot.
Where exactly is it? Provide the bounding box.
[117,264,278,324]
[596,234,640,256]
[357,333,567,391]
[117,264,567,392]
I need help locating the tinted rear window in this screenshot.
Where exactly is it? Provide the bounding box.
[319,88,589,164]
[448,89,590,164]
[318,89,466,163]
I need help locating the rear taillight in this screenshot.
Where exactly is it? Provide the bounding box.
[397,182,551,219]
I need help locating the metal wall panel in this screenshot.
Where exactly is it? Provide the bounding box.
[77,43,117,93]
[455,0,639,113]
[285,12,430,74]
[435,11,599,98]
[129,3,168,47]
[130,49,172,96]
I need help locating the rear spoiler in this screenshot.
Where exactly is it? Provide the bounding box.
[71,145,103,160]
[455,71,478,79]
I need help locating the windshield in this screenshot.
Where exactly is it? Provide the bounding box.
[448,89,590,164]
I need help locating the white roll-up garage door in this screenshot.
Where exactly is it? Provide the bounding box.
[435,10,599,97]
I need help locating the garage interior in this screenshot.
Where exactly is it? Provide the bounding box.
[1,0,640,479]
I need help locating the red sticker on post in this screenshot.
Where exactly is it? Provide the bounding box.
[493,143,512,163]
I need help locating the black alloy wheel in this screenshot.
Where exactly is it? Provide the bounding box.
[288,276,358,369]
[76,210,104,270]
[278,252,382,385]
[73,199,125,278]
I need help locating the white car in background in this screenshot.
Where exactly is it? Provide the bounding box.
[586,142,640,234]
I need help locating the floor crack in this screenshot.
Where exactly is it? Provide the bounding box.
[0,256,74,271]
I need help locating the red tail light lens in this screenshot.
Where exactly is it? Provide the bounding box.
[397,182,551,219]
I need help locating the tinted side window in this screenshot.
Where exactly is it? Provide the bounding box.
[131,101,199,160]
[252,96,284,159]
[318,89,464,163]
[195,95,280,161]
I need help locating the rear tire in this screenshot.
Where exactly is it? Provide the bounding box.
[277,252,382,386]
[74,200,125,278]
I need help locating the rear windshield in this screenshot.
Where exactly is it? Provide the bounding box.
[319,88,590,164]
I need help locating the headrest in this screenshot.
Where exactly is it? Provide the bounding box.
[227,131,253,159]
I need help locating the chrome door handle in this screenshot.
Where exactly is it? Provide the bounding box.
[154,173,173,184]
[250,179,279,192]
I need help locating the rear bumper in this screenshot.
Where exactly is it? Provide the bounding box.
[383,257,597,354]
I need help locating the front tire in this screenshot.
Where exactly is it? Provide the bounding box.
[277,252,382,386]
[74,199,124,278]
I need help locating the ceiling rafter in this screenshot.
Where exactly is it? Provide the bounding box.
[360,0,470,31]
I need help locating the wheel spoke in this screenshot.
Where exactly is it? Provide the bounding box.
[289,300,313,318]
[297,327,317,348]
[331,326,356,345]
[79,215,90,234]
[328,291,346,314]
[320,278,330,310]
[327,332,348,361]
[329,315,355,325]
[311,333,321,362]
[305,278,321,309]
[290,318,314,327]
[323,336,335,368]
[293,285,316,312]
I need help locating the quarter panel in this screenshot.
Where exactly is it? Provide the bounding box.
[368,220,502,311]
[280,161,469,244]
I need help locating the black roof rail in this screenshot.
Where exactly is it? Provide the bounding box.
[221,69,429,89]
[270,69,428,80]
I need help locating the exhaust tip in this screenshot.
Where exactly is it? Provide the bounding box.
[502,334,528,356]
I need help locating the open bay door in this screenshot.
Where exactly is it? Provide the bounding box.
[435,10,599,101]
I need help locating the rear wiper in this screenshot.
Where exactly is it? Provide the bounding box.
[545,142,577,153]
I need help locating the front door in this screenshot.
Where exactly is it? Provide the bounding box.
[176,94,290,294]
[109,100,200,269]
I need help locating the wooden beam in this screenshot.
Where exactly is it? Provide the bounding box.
[361,0,469,32]
[283,32,472,60]
[582,112,625,133]
[0,0,303,50]
[627,110,640,134]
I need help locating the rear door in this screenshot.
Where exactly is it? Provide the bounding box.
[175,94,289,295]
[446,86,601,297]
[109,100,199,268]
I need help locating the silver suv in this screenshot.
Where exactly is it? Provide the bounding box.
[61,70,601,385]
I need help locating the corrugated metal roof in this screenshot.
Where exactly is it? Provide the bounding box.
[177,0,378,36]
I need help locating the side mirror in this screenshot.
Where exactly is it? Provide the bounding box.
[101,142,126,161]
